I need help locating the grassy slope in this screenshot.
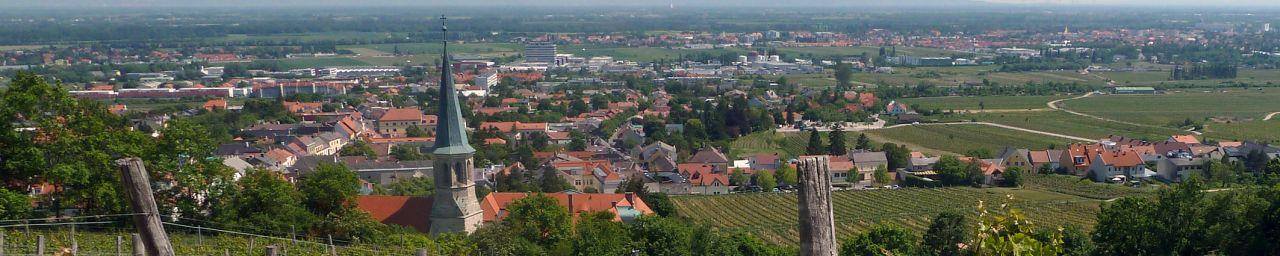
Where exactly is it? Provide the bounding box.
[1064,88,1280,126]
[944,111,1188,141]
[671,187,1102,245]
[866,124,1075,154]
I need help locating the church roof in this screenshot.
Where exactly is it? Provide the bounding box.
[432,23,476,155]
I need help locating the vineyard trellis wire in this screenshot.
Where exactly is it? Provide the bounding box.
[0,214,445,256]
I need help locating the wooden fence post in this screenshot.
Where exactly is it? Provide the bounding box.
[116,235,123,256]
[1,232,6,256]
[417,248,428,256]
[36,235,44,256]
[264,245,277,256]
[116,158,175,256]
[70,225,78,256]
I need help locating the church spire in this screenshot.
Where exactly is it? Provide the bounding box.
[433,15,475,155]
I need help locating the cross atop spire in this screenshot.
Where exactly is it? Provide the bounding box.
[432,15,475,155]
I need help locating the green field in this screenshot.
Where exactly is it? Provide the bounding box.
[728,130,910,159]
[1097,69,1280,87]
[866,124,1076,154]
[207,32,412,44]
[1063,88,1280,127]
[1202,119,1280,143]
[943,111,1188,141]
[671,186,1103,245]
[852,66,1107,87]
[341,42,522,56]
[898,95,1069,110]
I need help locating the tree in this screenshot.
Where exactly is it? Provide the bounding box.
[776,164,798,185]
[874,164,892,184]
[856,133,872,150]
[299,163,359,215]
[631,216,695,256]
[217,169,317,233]
[934,155,970,186]
[538,168,572,192]
[504,193,572,248]
[828,126,848,155]
[0,188,31,219]
[922,211,967,256]
[339,140,378,159]
[405,125,430,137]
[1002,166,1025,187]
[840,224,918,256]
[884,143,910,170]
[729,169,749,187]
[755,171,778,192]
[572,211,632,256]
[834,61,853,90]
[805,130,825,155]
[381,177,434,197]
[390,144,426,161]
[639,192,677,217]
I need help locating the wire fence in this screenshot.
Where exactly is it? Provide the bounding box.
[0,215,437,256]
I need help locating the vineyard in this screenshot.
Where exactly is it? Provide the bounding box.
[1023,174,1156,200]
[670,187,1104,245]
[0,222,443,256]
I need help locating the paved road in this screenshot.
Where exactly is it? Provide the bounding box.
[1265,112,1280,121]
[1049,91,1202,135]
[881,121,1095,142]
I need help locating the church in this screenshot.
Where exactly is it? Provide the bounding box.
[353,17,652,235]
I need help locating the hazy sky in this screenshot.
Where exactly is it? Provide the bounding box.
[4,0,1280,8]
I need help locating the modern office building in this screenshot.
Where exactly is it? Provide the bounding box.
[525,41,557,64]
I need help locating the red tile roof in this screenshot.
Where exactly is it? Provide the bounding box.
[379,108,426,122]
[480,192,653,223]
[1097,150,1143,167]
[355,196,433,233]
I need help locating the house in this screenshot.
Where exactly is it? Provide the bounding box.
[1028,150,1062,171]
[552,160,621,193]
[289,155,433,187]
[1111,86,1156,94]
[478,121,549,140]
[1089,150,1145,182]
[678,164,729,195]
[688,147,731,172]
[376,108,436,136]
[1061,143,1102,176]
[747,153,782,171]
[1155,156,1208,182]
[884,100,910,115]
[910,155,940,172]
[998,147,1032,169]
[827,156,861,183]
[960,157,1007,185]
[480,192,653,223]
[848,150,888,173]
[282,101,324,114]
[203,98,228,111]
[1169,135,1200,145]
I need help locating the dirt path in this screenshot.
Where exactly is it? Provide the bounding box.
[1265,112,1280,121]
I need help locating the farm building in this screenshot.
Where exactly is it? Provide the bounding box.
[1111,86,1156,94]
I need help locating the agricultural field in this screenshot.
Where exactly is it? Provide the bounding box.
[1062,88,1280,127]
[851,66,1108,87]
[205,32,412,44]
[729,131,840,159]
[866,124,1075,154]
[898,95,1069,111]
[224,57,373,70]
[0,227,423,256]
[671,187,1103,245]
[340,42,523,56]
[1097,69,1280,87]
[941,111,1188,141]
[1202,119,1280,143]
[772,46,966,59]
[1022,174,1156,200]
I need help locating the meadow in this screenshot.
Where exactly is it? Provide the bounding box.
[1097,69,1280,87]
[671,186,1104,246]
[866,124,1076,154]
[850,66,1107,87]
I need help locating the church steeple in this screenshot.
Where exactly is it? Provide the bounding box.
[433,15,475,155]
[429,15,483,235]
